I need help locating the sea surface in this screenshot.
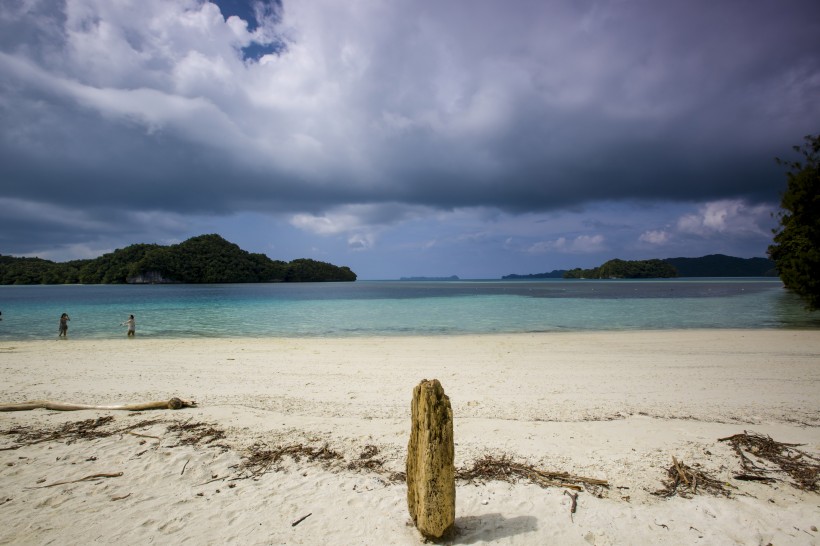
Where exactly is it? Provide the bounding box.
[0,279,817,340]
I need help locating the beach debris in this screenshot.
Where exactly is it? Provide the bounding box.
[195,476,226,486]
[0,416,223,454]
[126,431,162,441]
[0,397,196,412]
[406,379,455,539]
[653,456,732,498]
[347,444,386,472]
[719,431,820,491]
[564,490,579,522]
[732,474,775,482]
[291,513,312,527]
[166,421,227,449]
[456,453,608,493]
[2,416,118,450]
[27,472,124,489]
[239,443,342,478]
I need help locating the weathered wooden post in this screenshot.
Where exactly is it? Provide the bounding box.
[406,379,455,539]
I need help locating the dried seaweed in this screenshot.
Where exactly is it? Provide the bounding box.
[456,453,608,493]
[719,431,820,491]
[1,416,133,449]
[652,456,732,498]
[346,444,386,472]
[1,417,191,451]
[166,421,228,449]
[239,442,343,478]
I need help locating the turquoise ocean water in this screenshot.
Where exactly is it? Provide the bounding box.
[0,279,817,340]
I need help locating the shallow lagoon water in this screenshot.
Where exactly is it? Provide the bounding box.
[0,279,816,340]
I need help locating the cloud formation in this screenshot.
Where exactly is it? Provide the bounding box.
[0,0,817,276]
[528,235,607,255]
[677,200,773,238]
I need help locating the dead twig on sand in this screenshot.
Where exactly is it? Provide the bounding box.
[291,513,312,527]
[563,490,578,522]
[127,431,162,441]
[719,431,820,491]
[27,472,123,489]
[196,476,225,487]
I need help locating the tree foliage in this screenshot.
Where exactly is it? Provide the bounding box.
[563,258,677,279]
[77,243,160,284]
[0,234,356,284]
[0,256,69,285]
[285,258,357,282]
[131,235,289,283]
[768,134,820,310]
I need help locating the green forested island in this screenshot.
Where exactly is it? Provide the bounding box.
[504,254,777,280]
[0,234,357,284]
[563,258,678,279]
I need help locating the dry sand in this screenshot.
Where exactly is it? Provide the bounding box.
[1,329,819,545]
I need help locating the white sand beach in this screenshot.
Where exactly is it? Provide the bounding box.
[1,330,819,545]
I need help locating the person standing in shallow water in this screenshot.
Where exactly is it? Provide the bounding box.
[58,313,69,338]
[122,314,136,337]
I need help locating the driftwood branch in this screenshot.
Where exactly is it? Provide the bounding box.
[0,398,196,412]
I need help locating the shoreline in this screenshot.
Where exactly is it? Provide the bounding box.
[1,329,819,544]
[2,323,818,341]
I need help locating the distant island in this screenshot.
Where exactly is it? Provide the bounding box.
[399,276,460,281]
[0,234,357,284]
[502,270,567,280]
[663,255,777,277]
[503,254,777,280]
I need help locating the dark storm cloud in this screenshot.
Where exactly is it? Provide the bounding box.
[0,0,818,259]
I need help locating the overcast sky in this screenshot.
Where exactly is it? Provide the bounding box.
[1,0,818,279]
